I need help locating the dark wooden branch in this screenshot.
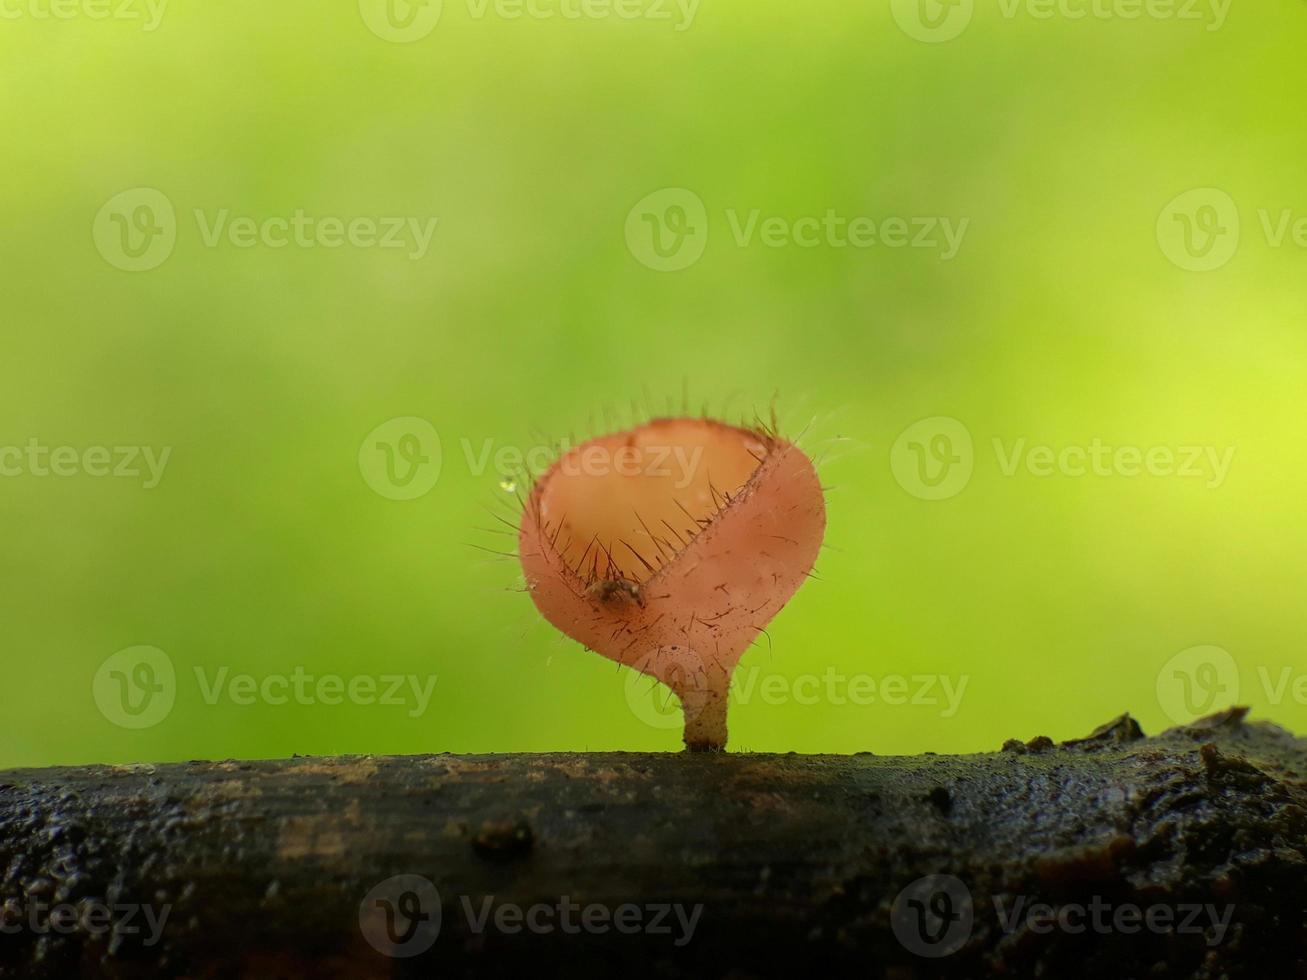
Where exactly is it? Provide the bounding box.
[1,708,1304,979]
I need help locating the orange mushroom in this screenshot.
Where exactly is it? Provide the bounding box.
[518,417,826,750]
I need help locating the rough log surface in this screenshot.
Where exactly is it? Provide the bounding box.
[1,708,1305,979]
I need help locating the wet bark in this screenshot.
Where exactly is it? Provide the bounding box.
[1,708,1304,979]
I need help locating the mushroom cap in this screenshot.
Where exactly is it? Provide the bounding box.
[518,417,826,709]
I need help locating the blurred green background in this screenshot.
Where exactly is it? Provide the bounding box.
[3,0,1305,768]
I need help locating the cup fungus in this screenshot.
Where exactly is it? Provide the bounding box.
[518,416,826,751]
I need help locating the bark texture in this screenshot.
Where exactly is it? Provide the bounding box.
[1,708,1304,979]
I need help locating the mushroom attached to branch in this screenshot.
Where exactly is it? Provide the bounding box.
[518,416,826,750]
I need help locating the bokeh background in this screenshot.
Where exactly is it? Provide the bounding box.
[3,0,1304,768]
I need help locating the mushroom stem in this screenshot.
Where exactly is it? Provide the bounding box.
[681,679,730,752]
